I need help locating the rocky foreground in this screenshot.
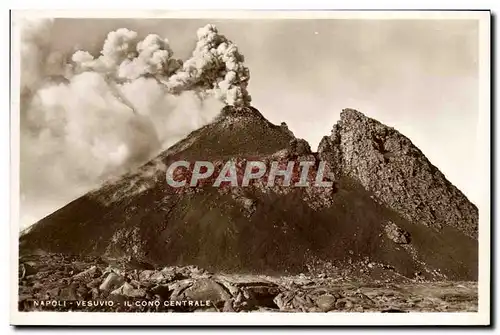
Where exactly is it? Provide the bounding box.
[19,253,477,313]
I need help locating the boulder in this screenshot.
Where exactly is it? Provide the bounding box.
[72,265,98,280]
[315,294,337,312]
[139,270,159,282]
[99,273,125,291]
[111,282,146,298]
[274,291,316,311]
[181,279,231,305]
[384,222,410,244]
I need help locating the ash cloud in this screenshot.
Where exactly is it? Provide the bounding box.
[70,24,251,106]
[20,20,251,229]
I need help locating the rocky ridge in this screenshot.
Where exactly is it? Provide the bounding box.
[318,108,478,238]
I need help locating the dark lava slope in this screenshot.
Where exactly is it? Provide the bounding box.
[20,106,478,280]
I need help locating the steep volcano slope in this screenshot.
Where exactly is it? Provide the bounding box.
[319,109,478,239]
[20,106,478,280]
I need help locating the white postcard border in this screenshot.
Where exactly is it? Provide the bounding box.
[9,9,491,326]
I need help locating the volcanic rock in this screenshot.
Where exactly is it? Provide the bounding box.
[20,106,478,281]
[384,222,410,244]
[18,254,478,312]
[181,279,231,306]
[59,284,78,301]
[73,265,98,280]
[139,270,156,282]
[99,273,125,291]
[111,282,146,298]
[315,294,337,312]
[318,108,477,239]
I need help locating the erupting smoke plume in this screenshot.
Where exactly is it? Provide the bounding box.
[71,24,251,106]
[20,21,251,229]
[164,24,251,106]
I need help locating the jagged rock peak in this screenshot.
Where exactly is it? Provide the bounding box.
[319,108,478,239]
[337,108,397,135]
[340,108,368,121]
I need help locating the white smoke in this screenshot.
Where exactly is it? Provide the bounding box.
[20,21,251,228]
[164,24,251,106]
[20,18,67,97]
[71,24,251,106]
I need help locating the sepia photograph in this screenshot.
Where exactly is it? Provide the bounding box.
[10,10,491,326]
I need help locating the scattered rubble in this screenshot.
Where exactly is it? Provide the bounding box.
[18,253,477,313]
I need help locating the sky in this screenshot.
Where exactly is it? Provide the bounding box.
[19,17,480,228]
